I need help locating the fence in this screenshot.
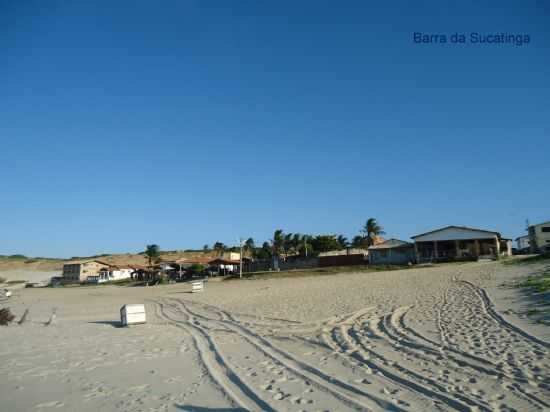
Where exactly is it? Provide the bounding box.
[318,254,368,267]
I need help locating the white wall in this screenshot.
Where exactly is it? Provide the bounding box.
[111,268,133,280]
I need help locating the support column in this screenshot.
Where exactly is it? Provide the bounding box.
[455,240,460,259]
[495,236,501,257]
[414,242,419,263]
[434,241,438,261]
[474,239,480,257]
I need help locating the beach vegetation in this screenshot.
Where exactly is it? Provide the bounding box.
[504,252,550,265]
[144,244,161,268]
[519,274,550,293]
[0,308,15,325]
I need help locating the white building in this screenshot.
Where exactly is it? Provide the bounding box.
[411,226,512,263]
[515,235,530,252]
[528,220,550,253]
[87,267,133,284]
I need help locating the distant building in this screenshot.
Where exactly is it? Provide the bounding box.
[62,260,110,283]
[515,235,530,252]
[221,251,241,261]
[528,220,550,253]
[87,267,133,284]
[368,239,415,265]
[411,226,512,263]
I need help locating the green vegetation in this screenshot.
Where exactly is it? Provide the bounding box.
[0,308,15,325]
[242,217,385,261]
[361,218,386,247]
[189,263,205,274]
[0,276,5,283]
[519,274,550,293]
[144,244,161,268]
[0,254,28,260]
[503,252,550,265]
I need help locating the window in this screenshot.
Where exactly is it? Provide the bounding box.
[541,227,550,233]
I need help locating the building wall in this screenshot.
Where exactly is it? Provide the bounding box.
[318,248,368,257]
[222,252,241,261]
[279,258,319,271]
[318,254,367,267]
[62,264,81,282]
[62,261,109,282]
[529,222,550,253]
[516,236,530,250]
[369,248,414,265]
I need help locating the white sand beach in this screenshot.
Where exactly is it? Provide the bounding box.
[1,260,549,412]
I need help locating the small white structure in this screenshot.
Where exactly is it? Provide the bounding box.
[88,267,133,284]
[191,281,204,293]
[120,304,146,326]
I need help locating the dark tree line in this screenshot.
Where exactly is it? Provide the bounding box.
[180,218,385,261]
[201,218,385,260]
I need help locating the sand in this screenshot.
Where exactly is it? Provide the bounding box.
[0,270,59,284]
[0,260,549,411]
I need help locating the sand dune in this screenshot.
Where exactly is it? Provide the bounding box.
[0,270,59,284]
[0,261,548,411]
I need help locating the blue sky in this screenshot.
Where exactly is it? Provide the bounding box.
[1,1,549,258]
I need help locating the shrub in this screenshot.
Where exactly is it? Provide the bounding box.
[189,264,205,273]
[0,308,15,325]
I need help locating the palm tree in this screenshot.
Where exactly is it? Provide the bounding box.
[145,244,161,268]
[351,235,365,248]
[337,235,348,249]
[361,218,385,247]
[283,233,294,257]
[144,244,161,282]
[272,229,284,257]
[244,238,255,257]
[213,242,226,256]
[291,233,302,255]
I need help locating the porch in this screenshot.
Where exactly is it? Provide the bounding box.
[414,238,501,263]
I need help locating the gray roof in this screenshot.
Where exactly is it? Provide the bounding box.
[530,220,550,228]
[368,239,412,250]
[411,225,500,239]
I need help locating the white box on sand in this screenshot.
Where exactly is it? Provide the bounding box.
[120,304,146,326]
[191,281,204,293]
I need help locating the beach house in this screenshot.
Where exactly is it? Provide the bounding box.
[62,260,110,283]
[411,226,512,263]
[368,239,415,265]
[528,220,550,253]
[515,235,530,253]
[87,266,133,284]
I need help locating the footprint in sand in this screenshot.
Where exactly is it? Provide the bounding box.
[34,401,64,408]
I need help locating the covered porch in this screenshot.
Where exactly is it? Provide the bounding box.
[414,238,506,263]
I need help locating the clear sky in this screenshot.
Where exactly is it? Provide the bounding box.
[1,1,549,258]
